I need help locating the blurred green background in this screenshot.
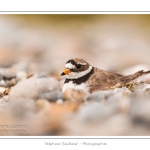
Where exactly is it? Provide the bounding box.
[1,15,150,75]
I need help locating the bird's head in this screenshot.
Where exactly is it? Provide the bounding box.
[61,58,92,79]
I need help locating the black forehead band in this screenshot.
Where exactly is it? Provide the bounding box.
[66,59,77,66]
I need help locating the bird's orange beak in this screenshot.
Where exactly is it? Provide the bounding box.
[61,69,71,76]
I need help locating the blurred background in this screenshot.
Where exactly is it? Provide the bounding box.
[1,15,150,75]
[1,15,150,136]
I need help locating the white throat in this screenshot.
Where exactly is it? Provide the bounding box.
[66,66,93,79]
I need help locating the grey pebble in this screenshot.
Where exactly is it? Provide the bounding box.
[85,90,112,102]
[130,92,150,126]
[0,80,6,87]
[0,95,9,106]
[107,88,131,104]
[9,76,61,101]
[12,61,29,72]
[0,73,3,81]
[76,102,118,123]
[85,88,130,103]
[39,90,64,102]
[8,98,36,119]
[0,68,16,80]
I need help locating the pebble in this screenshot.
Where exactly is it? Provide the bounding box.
[135,82,149,90]
[0,87,6,93]
[85,90,112,102]
[9,76,61,101]
[0,95,9,106]
[64,88,86,102]
[16,71,27,81]
[36,99,51,111]
[0,92,2,98]
[0,62,149,135]
[56,99,64,104]
[85,88,131,103]
[142,84,150,95]
[32,72,48,78]
[130,96,150,126]
[2,95,9,102]
[133,83,150,95]
[0,67,16,80]
[107,88,131,103]
[12,61,29,72]
[0,73,3,81]
[39,90,64,102]
[0,80,5,87]
[7,98,36,119]
[76,102,118,123]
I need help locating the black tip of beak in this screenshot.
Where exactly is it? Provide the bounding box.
[61,72,65,76]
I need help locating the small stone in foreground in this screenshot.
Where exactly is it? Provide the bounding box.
[9,76,61,101]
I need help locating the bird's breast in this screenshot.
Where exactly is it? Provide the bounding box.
[62,81,88,93]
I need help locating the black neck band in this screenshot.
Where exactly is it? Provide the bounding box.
[64,67,94,85]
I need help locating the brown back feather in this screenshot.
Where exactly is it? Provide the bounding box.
[88,68,150,93]
[119,70,150,83]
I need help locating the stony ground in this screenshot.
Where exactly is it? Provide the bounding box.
[0,15,150,136]
[0,63,150,136]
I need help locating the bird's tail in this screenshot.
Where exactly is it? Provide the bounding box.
[119,70,150,83]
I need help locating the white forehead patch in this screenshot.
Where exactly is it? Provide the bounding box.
[65,63,76,69]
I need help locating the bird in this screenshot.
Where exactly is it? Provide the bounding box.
[61,58,150,94]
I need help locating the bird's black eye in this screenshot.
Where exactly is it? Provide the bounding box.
[77,64,81,68]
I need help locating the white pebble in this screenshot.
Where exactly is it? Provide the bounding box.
[56,99,64,104]
[0,87,6,93]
